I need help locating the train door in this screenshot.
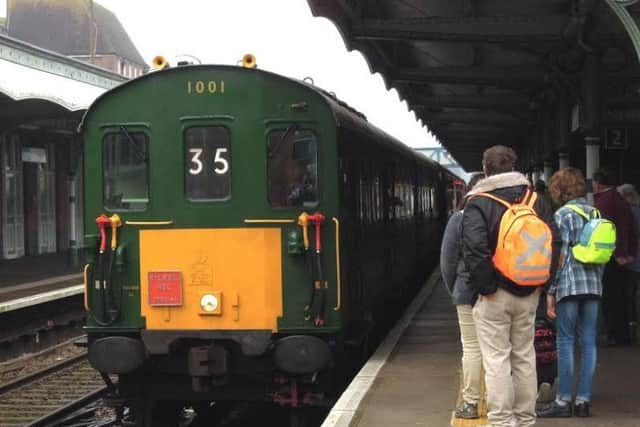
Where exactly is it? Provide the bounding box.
[1,135,25,259]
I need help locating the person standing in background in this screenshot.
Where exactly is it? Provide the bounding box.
[440,172,484,419]
[592,169,637,346]
[617,183,640,343]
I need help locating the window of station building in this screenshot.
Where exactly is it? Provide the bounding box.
[267,128,318,208]
[103,131,149,211]
[185,126,231,201]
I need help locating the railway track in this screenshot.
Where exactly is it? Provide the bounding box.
[0,353,108,427]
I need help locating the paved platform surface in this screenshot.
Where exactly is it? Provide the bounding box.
[536,344,640,426]
[350,273,477,427]
[0,253,83,311]
[327,271,640,427]
[0,252,81,288]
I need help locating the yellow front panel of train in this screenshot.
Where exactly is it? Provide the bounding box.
[140,228,282,331]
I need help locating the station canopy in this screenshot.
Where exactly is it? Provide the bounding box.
[0,34,124,127]
[308,0,640,171]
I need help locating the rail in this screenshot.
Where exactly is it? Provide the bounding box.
[0,353,108,427]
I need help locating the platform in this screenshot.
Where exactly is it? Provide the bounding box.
[0,253,83,313]
[0,253,81,288]
[323,269,640,427]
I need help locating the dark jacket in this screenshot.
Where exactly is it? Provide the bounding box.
[440,211,476,305]
[594,188,638,260]
[461,172,561,298]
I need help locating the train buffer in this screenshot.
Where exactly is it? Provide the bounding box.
[322,269,640,427]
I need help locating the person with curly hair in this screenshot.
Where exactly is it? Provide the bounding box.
[537,167,604,418]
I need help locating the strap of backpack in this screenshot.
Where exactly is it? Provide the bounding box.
[472,192,512,209]
[566,204,601,220]
[525,189,538,207]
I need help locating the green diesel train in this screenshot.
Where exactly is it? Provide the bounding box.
[81,58,459,426]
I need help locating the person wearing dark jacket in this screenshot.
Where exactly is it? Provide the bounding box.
[617,183,640,343]
[593,169,638,345]
[440,173,484,419]
[462,145,561,427]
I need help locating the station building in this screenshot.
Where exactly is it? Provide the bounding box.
[3,0,147,78]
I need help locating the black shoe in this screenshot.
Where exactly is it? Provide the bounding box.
[536,401,572,418]
[574,402,590,417]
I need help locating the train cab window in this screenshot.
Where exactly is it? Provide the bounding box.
[103,131,149,211]
[267,128,318,208]
[184,127,231,200]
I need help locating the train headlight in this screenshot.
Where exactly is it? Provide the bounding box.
[200,294,219,313]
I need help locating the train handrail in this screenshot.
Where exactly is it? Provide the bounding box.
[243,219,296,224]
[332,217,341,311]
[125,220,174,226]
[83,264,90,311]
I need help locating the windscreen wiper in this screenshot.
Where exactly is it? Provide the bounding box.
[268,124,298,158]
[119,126,146,162]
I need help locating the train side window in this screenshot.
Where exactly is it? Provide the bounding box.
[103,131,149,211]
[184,126,231,201]
[267,129,318,208]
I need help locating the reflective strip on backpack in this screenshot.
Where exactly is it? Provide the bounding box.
[514,275,550,283]
[516,231,552,264]
[594,242,616,249]
[516,264,552,271]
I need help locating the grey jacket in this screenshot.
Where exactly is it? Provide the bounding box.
[440,210,475,305]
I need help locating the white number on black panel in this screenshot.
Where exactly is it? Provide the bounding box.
[188,147,229,175]
[189,148,204,175]
[213,148,229,174]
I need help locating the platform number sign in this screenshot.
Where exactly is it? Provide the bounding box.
[604,127,628,150]
[185,127,231,200]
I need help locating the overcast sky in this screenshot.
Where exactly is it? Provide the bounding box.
[85,0,441,151]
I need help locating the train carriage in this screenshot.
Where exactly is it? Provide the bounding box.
[80,58,458,426]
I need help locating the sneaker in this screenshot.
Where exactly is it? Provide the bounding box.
[574,402,590,417]
[536,400,572,418]
[537,382,553,403]
[455,401,479,419]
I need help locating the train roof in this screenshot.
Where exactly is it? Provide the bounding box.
[80,64,459,180]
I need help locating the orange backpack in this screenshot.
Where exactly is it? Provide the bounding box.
[474,189,552,286]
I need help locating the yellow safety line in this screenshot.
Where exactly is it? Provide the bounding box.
[332,217,341,311]
[450,366,488,426]
[125,220,174,226]
[83,264,90,311]
[243,219,296,224]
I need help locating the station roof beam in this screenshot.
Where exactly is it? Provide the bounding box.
[352,16,568,44]
[391,65,548,86]
[413,95,530,110]
[422,111,531,127]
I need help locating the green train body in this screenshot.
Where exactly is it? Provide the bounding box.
[81,64,458,421]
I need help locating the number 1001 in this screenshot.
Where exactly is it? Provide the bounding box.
[187,80,226,95]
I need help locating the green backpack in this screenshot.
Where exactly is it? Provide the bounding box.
[565,204,617,264]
